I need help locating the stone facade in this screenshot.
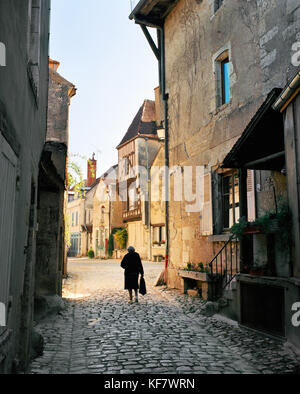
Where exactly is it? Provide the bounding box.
[67,181,98,257]
[0,0,51,373]
[117,99,164,260]
[35,60,76,298]
[150,146,166,261]
[131,0,300,287]
[130,0,300,349]
[92,165,123,258]
[163,0,300,289]
[66,157,99,257]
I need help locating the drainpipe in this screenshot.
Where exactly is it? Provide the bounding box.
[160,28,169,285]
[272,70,300,112]
[132,17,169,284]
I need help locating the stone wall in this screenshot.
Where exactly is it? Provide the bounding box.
[163,0,300,289]
[0,0,51,372]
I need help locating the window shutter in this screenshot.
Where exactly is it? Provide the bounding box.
[0,134,17,331]
[201,172,213,235]
[247,170,256,222]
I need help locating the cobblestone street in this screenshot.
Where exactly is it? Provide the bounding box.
[27,259,300,374]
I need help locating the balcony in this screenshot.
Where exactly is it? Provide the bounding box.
[123,200,142,222]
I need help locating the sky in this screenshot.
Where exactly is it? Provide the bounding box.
[50,0,158,178]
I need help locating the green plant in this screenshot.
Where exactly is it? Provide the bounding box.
[230,203,293,248]
[88,249,95,259]
[107,233,115,257]
[198,262,205,272]
[186,262,192,270]
[65,214,71,249]
[67,156,85,197]
[107,227,125,257]
[230,216,248,240]
[114,228,128,250]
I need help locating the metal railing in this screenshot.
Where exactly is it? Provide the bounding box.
[208,234,240,292]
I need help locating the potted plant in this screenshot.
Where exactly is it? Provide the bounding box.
[230,216,249,239]
[230,203,292,246]
[88,249,95,259]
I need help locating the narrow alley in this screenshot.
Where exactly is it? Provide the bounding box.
[27,259,300,375]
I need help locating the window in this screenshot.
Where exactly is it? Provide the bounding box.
[75,211,78,226]
[212,170,256,234]
[95,230,99,253]
[27,0,42,99]
[0,42,6,67]
[72,212,74,227]
[222,172,240,229]
[214,50,231,108]
[128,182,138,211]
[221,58,230,105]
[153,226,166,245]
[214,0,225,13]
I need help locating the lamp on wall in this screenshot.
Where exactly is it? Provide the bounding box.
[157,125,165,141]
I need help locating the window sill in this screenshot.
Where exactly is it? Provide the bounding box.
[214,101,232,116]
[210,2,225,20]
[27,62,39,106]
[208,234,236,242]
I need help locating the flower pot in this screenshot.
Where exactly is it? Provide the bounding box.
[244,225,262,234]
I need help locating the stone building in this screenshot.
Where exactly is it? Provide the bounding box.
[92,164,123,258]
[0,0,51,373]
[221,68,300,352]
[130,0,300,349]
[35,59,76,300]
[150,145,166,262]
[117,99,163,260]
[67,156,98,257]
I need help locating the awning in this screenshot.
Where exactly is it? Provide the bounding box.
[129,0,179,27]
[222,88,285,171]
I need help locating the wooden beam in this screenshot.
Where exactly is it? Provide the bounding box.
[243,151,285,168]
[140,24,160,60]
[141,0,163,15]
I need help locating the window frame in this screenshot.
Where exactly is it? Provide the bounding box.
[27,0,42,101]
[153,225,166,245]
[214,48,231,109]
[214,0,225,13]
[221,57,230,105]
[221,171,240,231]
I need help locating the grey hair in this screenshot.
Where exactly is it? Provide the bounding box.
[127,246,135,253]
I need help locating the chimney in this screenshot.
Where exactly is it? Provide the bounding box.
[87,153,97,187]
[49,58,60,72]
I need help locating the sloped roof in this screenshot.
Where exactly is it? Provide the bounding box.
[99,164,118,180]
[222,88,284,171]
[49,68,75,89]
[129,0,179,27]
[117,100,157,148]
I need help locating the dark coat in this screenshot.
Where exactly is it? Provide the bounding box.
[121,252,144,290]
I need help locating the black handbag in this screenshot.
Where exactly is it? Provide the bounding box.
[139,276,147,296]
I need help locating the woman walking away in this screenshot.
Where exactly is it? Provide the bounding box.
[121,246,144,303]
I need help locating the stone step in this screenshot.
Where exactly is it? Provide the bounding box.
[223,289,236,301]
